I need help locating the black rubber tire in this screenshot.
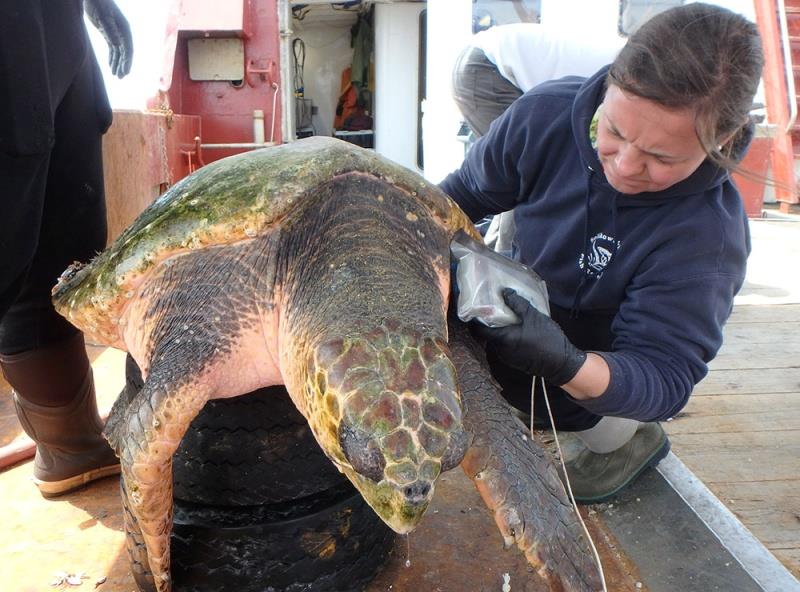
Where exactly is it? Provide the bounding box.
[123,479,395,592]
[124,355,348,506]
[172,387,349,506]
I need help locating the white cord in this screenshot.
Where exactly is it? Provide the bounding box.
[533,378,608,592]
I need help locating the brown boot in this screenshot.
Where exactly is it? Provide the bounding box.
[1,334,120,497]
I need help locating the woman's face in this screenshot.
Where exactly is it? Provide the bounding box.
[596,85,708,195]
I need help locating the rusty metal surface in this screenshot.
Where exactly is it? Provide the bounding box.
[157,0,283,161]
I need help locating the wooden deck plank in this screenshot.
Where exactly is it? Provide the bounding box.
[722,322,800,343]
[667,430,799,482]
[709,348,800,370]
[667,297,800,579]
[776,550,800,580]
[694,367,800,396]
[697,481,800,550]
[726,303,800,323]
[669,392,800,432]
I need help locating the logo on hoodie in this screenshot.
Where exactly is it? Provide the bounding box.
[578,232,620,277]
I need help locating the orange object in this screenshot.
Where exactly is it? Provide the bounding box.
[334,67,360,130]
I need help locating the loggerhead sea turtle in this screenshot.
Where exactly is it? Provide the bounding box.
[53,137,603,591]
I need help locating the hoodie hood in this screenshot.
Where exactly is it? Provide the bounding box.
[571,66,753,207]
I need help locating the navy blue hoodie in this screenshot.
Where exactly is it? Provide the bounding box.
[440,67,751,422]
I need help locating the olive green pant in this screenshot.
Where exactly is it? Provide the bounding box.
[451,46,522,138]
[575,416,640,453]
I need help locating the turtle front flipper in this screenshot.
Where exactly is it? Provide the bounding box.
[447,317,603,592]
[105,360,212,592]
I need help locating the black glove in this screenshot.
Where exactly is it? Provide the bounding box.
[85,0,133,78]
[473,288,587,386]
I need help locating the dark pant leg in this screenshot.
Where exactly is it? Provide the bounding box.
[0,55,108,355]
[0,153,50,321]
[487,352,603,432]
[452,46,523,137]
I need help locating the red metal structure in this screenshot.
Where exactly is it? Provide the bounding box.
[752,0,800,213]
[153,0,283,164]
[99,0,285,242]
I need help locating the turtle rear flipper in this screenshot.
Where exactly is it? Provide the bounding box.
[447,318,603,592]
[107,353,213,592]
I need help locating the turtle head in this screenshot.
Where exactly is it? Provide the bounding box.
[305,321,467,533]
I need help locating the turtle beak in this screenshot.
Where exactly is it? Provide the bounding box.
[340,466,433,534]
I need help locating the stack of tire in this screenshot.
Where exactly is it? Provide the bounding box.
[122,356,395,592]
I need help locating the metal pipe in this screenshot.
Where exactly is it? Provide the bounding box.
[253,109,266,144]
[270,82,280,143]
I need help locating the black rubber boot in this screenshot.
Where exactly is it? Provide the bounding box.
[563,422,671,505]
[1,335,120,497]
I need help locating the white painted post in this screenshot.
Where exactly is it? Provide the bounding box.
[422,0,472,183]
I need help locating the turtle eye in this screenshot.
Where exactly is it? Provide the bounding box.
[339,424,386,482]
[440,428,468,472]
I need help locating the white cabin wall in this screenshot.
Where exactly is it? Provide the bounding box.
[374,3,425,171]
[539,0,756,35]
[539,0,619,33]
[423,0,472,183]
[290,17,355,137]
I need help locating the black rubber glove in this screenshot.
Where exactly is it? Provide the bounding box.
[473,288,587,386]
[84,0,133,78]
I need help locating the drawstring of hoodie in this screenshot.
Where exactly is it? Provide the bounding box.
[570,167,594,318]
[570,166,620,318]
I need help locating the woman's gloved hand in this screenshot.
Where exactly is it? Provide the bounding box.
[472,288,587,386]
[84,0,133,78]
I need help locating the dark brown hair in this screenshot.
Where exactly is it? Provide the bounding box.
[608,3,764,170]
